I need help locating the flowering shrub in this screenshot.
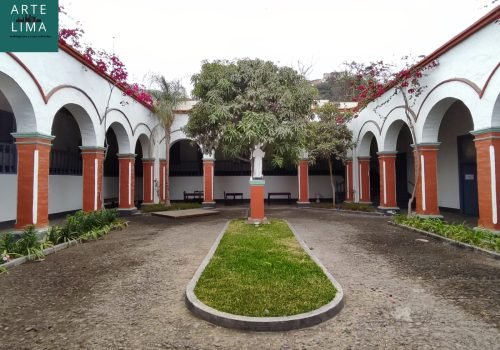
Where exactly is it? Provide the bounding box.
[345,59,439,113]
[58,6,153,107]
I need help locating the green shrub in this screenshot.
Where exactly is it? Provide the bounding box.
[1,209,125,265]
[393,215,500,252]
[52,209,120,244]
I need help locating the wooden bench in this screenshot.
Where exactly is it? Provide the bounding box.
[224,191,243,204]
[104,197,119,207]
[184,190,204,202]
[267,192,291,205]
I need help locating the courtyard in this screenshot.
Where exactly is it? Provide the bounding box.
[1,208,498,349]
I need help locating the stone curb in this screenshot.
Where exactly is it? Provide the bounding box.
[305,207,386,217]
[185,220,345,331]
[2,239,80,270]
[389,222,500,260]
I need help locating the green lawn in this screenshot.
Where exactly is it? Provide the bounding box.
[194,219,336,317]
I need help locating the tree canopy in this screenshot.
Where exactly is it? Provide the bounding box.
[307,102,354,204]
[185,59,318,167]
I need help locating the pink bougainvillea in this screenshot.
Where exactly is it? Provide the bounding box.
[58,7,153,108]
[345,59,439,113]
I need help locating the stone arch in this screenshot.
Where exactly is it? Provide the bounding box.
[493,93,500,128]
[383,118,414,152]
[418,83,479,143]
[135,133,151,159]
[0,70,37,133]
[45,89,101,146]
[49,103,97,146]
[357,126,380,157]
[107,122,131,154]
[104,109,133,151]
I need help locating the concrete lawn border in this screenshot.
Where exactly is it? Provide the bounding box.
[389,222,500,260]
[1,239,80,271]
[185,220,345,331]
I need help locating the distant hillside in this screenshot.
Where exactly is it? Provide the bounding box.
[311,71,356,102]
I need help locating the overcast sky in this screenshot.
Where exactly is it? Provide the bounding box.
[60,0,492,94]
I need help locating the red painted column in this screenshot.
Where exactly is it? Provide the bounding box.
[297,159,310,207]
[358,157,371,203]
[159,159,167,202]
[473,130,500,231]
[13,133,54,229]
[345,159,353,202]
[413,144,440,216]
[202,154,216,208]
[377,152,398,211]
[118,154,136,211]
[249,179,266,223]
[142,158,155,205]
[81,147,105,212]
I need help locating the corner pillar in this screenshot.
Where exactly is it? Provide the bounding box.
[159,158,167,202]
[345,158,353,202]
[80,147,105,212]
[358,157,371,203]
[13,133,54,229]
[377,152,399,212]
[413,144,441,217]
[142,158,155,205]
[117,153,136,214]
[473,130,500,231]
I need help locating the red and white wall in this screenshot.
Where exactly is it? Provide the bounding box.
[0,45,162,226]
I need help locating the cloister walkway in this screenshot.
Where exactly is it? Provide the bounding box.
[0,208,498,349]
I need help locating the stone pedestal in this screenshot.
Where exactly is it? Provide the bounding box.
[249,179,267,224]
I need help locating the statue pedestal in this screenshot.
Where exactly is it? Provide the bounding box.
[248,179,268,224]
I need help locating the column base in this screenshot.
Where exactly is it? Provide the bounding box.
[202,202,217,209]
[377,206,400,214]
[296,201,311,208]
[358,201,372,205]
[141,202,155,206]
[118,207,137,216]
[248,217,269,225]
[474,226,500,235]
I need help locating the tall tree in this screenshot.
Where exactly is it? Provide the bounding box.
[150,76,186,206]
[307,102,355,206]
[185,59,317,173]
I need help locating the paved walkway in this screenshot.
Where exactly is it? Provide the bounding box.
[0,208,498,349]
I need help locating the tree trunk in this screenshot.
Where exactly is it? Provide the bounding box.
[328,158,336,208]
[164,129,171,207]
[399,88,419,218]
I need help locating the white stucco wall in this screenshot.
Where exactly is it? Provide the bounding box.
[0,174,17,222]
[48,175,83,214]
[169,175,342,201]
[437,103,473,209]
[350,19,500,204]
[103,177,119,199]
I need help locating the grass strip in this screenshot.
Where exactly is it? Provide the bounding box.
[393,215,500,252]
[312,202,375,212]
[194,219,336,317]
[141,202,202,213]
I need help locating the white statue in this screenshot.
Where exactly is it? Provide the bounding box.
[252,145,265,179]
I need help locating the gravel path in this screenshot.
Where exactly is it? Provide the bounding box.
[0,208,499,349]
